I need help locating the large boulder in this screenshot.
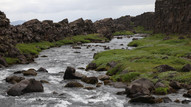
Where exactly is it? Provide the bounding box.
[7,79,44,96]
[23,79,44,93]
[7,79,30,96]
[169,81,181,90]
[126,78,154,98]
[81,77,98,84]
[6,76,25,84]
[63,66,86,80]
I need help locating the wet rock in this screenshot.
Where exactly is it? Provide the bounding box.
[117,37,123,39]
[7,79,30,96]
[86,63,97,71]
[104,47,110,50]
[41,55,48,57]
[23,79,44,93]
[64,66,84,80]
[84,87,95,90]
[6,76,25,84]
[155,65,176,72]
[96,82,102,87]
[183,90,191,98]
[72,46,81,49]
[120,44,124,46]
[14,70,25,74]
[104,80,112,85]
[174,99,181,103]
[40,80,49,84]
[74,51,80,53]
[98,75,110,81]
[181,64,191,72]
[81,77,98,84]
[132,38,138,40]
[116,91,126,95]
[126,78,154,98]
[182,100,191,104]
[161,97,172,103]
[129,95,157,104]
[23,69,37,76]
[78,67,85,70]
[37,67,48,73]
[65,81,83,88]
[169,81,181,90]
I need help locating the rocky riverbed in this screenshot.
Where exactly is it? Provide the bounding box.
[0,34,190,107]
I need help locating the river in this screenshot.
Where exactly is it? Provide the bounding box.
[0,34,190,107]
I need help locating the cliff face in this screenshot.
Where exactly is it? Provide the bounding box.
[154,0,191,34]
[131,12,155,30]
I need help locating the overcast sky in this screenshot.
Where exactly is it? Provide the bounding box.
[0,0,155,22]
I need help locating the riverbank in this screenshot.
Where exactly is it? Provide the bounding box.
[87,33,191,97]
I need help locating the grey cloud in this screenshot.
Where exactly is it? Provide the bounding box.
[0,0,155,22]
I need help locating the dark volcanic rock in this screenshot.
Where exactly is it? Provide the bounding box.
[154,0,191,34]
[65,81,84,88]
[23,79,44,93]
[7,79,30,96]
[155,65,176,72]
[86,63,97,71]
[64,66,85,80]
[181,64,191,72]
[169,81,181,90]
[129,95,157,104]
[183,90,191,98]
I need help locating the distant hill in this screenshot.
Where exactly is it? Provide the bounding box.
[11,20,26,25]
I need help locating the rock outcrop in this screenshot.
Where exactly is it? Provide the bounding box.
[131,12,155,30]
[154,0,191,34]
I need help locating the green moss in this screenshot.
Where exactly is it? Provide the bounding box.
[134,26,153,34]
[155,87,169,95]
[90,34,191,83]
[113,31,134,36]
[4,57,19,65]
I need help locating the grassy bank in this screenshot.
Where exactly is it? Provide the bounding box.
[90,34,191,89]
[113,31,134,36]
[134,26,153,34]
[16,34,108,56]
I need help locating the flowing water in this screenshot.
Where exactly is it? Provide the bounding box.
[0,34,190,107]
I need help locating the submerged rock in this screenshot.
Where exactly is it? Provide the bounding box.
[23,69,37,76]
[6,76,25,84]
[65,81,84,88]
[37,67,48,73]
[129,95,157,104]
